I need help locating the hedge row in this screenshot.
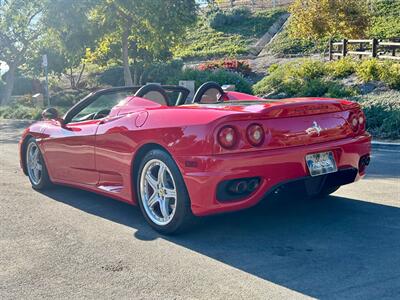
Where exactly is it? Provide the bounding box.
[98,62,253,95]
[253,58,400,97]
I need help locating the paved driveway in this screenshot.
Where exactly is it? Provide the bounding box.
[1,120,399,299]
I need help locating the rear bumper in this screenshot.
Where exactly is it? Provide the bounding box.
[175,134,372,216]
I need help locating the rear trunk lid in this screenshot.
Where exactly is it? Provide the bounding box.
[192,98,361,151]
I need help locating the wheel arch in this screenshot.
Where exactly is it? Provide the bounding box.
[131,143,174,200]
[20,134,34,175]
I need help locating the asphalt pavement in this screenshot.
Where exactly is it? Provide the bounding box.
[1,120,399,299]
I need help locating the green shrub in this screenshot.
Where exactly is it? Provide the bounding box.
[253,59,328,96]
[379,62,400,90]
[355,60,400,89]
[169,69,253,94]
[14,95,36,107]
[356,59,382,82]
[208,7,283,36]
[295,59,326,80]
[298,79,329,97]
[143,60,184,84]
[208,69,253,94]
[369,16,400,39]
[98,66,125,87]
[98,60,185,87]
[208,7,251,29]
[50,90,90,107]
[253,59,354,98]
[0,104,69,120]
[326,83,356,98]
[354,91,400,139]
[326,58,356,79]
[369,1,400,38]
[11,76,42,96]
[253,63,291,96]
[371,0,400,16]
[0,105,42,120]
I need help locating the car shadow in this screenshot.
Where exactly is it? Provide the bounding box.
[6,119,399,297]
[40,186,400,298]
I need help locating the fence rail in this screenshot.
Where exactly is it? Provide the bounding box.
[216,0,294,10]
[329,39,400,61]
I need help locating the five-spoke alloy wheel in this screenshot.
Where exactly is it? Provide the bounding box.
[140,159,177,226]
[27,142,43,185]
[25,137,52,190]
[137,149,194,234]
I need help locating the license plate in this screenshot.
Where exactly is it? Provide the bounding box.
[306,151,337,177]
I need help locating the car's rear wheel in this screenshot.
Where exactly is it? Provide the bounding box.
[25,137,52,190]
[136,149,195,234]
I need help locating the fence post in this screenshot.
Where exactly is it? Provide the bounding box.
[342,39,348,58]
[372,38,378,58]
[328,38,333,61]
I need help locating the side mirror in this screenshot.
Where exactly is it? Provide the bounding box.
[42,107,59,119]
[42,108,64,125]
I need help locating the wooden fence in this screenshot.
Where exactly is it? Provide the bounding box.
[329,39,400,61]
[216,0,294,10]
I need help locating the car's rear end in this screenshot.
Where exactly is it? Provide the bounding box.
[176,98,371,216]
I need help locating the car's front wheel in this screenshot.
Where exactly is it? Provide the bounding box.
[25,137,52,190]
[136,149,195,234]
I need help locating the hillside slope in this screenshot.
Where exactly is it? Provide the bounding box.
[173,8,286,60]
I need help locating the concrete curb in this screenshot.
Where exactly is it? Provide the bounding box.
[250,13,290,56]
[372,141,400,151]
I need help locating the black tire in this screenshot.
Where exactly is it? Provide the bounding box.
[25,137,52,190]
[136,149,195,234]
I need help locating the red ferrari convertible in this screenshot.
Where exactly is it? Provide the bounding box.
[20,82,371,233]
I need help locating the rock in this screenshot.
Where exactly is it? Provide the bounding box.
[358,81,389,95]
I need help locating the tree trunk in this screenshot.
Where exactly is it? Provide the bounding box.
[133,68,139,85]
[1,62,17,106]
[76,64,86,88]
[139,72,144,85]
[122,30,133,86]
[70,66,76,89]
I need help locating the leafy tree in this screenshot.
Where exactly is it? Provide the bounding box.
[288,0,370,39]
[88,0,197,86]
[41,0,98,89]
[22,0,98,89]
[0,0,45,105]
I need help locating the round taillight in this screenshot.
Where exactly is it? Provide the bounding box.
[350,114,359,132]
[218,126,237,149]
[358,111,366,132]
[247,124,265,146]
